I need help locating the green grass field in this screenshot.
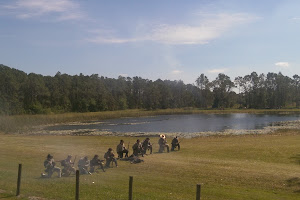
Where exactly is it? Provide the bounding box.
[0,130,299,200]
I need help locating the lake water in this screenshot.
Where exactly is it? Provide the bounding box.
[45,113,300,133]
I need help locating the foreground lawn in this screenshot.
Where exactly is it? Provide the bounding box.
[0,131,300,200]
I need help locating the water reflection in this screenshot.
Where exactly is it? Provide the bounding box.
[45,113,300,133]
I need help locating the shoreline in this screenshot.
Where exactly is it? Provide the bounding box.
[2,108,300,133]
[19,119,300,138]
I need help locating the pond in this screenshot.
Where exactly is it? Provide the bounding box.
[45,113,300,134]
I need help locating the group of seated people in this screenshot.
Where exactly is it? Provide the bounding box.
[42,135,180,177]
[118,137,153,158]
[42,148,118,177]
[158,134,181,153]
[78,151,116,175]
[125,135,180,157]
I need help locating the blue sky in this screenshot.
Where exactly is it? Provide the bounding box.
[1,0,300,83]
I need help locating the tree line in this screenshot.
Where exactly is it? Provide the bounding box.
[0,64,299,115]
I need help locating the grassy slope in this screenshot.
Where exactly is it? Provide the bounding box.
[0,131,299,200]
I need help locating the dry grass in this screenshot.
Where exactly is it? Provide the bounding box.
[0,130,300,199]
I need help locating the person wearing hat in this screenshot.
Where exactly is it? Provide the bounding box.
[132,139,143,156]
[41,154,61,178]
[61,155,76,176]
[158,134,169,153]
[142,138,152,154]
[171,136,180,151]
[104,148,118,168]
[78,156,91,175]
[116,140,129,158]
[90,155,105,172]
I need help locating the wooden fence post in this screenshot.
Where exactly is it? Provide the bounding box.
[129,176,133,200]
[196,184,201,200]
[76,170,79,200]
[16,164,22,196]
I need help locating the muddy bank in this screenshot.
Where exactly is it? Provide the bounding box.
[19,119,300,138]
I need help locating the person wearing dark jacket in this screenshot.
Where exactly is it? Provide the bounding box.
[132,139,143,156]
[142,138,152,154]
[78,156,90,174]
[116,140,128,158]
[104,148,118,168]
[41,154,61,178]
[171,136,180,151]
[90,155,105,172]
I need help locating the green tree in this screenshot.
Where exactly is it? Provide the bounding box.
[23,73,50,114]
[211,73,235,108]
[195,74,210,108]
[293,75,300,108]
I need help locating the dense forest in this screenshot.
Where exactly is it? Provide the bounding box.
[0,64,299,115]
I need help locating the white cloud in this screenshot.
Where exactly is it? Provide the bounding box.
[275,62,289,68]
[2,0,84,21]
[86,37,143,44]
[150,13,256,45]
[171,70,183,75]
[119,74,128,77]
[150,24,217,45]
[208,68,228,74]
[86,13,257,45]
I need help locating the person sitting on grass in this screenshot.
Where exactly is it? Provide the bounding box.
[132,139,144,156]
[78,156,91,175]
[142,138,152,154]
[158,134,169,153]
[171,136,180,151]
[104,148,118,168]
[41,154,61,178]
[116,140,129,158]
[90,155,105,172]
[60,155,76,177]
